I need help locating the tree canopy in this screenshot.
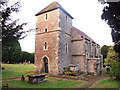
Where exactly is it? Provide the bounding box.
[1,0,27,44]
[1,0,33,63]
[2,40,22,63]
[101,2,120,54]
[105,46,119,65]
[101,45,110,60]
[105,46,120,80]
[21,51,34,63]
[101,45,110,67]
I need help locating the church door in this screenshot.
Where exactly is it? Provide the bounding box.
[43,57,48,73]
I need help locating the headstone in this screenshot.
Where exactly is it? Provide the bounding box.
[28,61,30,64]
[0,65,5,70]
[106,65,110,74]
[21,75,25,82]
[7,61,9,64]
[3,84,8,88]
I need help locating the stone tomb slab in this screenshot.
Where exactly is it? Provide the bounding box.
[27,74,47,84]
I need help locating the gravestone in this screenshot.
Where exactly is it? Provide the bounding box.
[27,74,47,84]
[0,64,5,70]
[21,75,25,82]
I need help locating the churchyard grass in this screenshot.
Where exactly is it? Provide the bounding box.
[1,64,87,88]
[2,77,87,88]
[1,64,119,88]
[2,64,34,78]
[91,77,119,88]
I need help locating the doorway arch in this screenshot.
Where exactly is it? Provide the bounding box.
[43,57,48,73]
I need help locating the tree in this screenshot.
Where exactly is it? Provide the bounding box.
[21,51,34,63]
[105,46,119,65]
[101,2,120,54]
[1,0,32,63]
[101,45,110,66]
[101,45,110,60]
[1,0,27,43]
[105,46,120,80]
[110,61,120,80]
[2,40,22,63]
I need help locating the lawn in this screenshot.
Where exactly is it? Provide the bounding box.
[2,64,34,78]
[1,64,119,88]
[91,77,120,88]
[1,64,87,88]
[1,77,86,88]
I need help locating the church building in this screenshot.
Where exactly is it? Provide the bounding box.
[34,2,103,75]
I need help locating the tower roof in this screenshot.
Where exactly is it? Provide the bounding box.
[35,1,73,19]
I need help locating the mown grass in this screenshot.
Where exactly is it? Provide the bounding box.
[1,64,34,78]
[91,77,120,88]
[2,77,86,88]
[1,64,87,88]
[1,64,119,88]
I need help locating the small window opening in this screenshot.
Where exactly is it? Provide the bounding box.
[66,43,68,53]
[45,14,48,20]
[45,28,48,32]
[44,42,47,50]
[66,15,67,21]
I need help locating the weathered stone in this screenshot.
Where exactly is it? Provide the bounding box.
[27,74,47,84]
[34,2,103,75]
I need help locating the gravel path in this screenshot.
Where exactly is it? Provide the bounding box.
[81,74,108,88]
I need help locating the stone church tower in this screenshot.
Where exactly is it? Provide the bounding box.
[34,2,73,75]
[35,2,103,75]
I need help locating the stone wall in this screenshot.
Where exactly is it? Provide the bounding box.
[35,6,103,75]
[57,9,72,74]
[71,29,85,55]
[88,59,96,74]
[71,28,86,73]
[72,56,86,72]
[87,58,102,75]
[35,9,60,75]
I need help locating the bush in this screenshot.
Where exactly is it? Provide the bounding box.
[105,46,119,65]
[110,61,120,80]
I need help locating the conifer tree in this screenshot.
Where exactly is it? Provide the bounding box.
[0,0,31,63]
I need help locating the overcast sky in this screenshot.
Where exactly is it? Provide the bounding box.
[9,0,113,53]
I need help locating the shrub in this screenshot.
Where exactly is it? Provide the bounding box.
[110,61,120,80]
[63,67,71,72]
[105,46,119,65]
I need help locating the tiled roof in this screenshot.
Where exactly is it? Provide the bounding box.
[35,1,73,19]
[72,27,96,43]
